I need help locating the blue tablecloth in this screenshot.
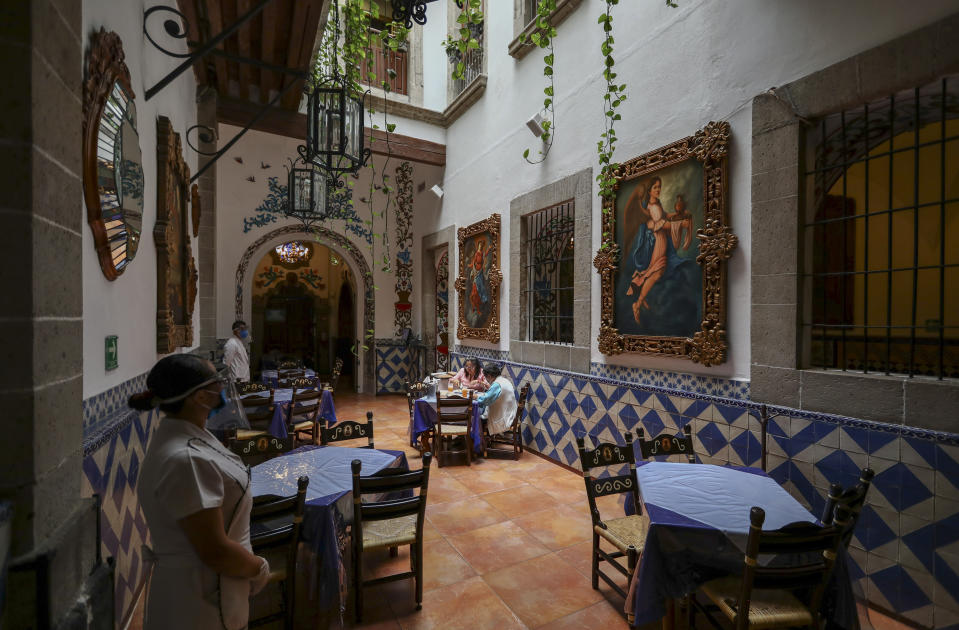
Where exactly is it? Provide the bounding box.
[410,396,483,454]
[244,388,336,439]
[625,462,857,629]
[260,369,316,388]
[251,445,407,625]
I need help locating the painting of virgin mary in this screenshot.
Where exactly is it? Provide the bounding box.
[465,235,492,327]
[614,159,704,337]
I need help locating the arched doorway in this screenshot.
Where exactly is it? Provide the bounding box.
[336,272,356,389]
[235,225,375,393]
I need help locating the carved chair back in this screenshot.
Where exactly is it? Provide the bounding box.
[637,424,696,463]
[320,411,374,449]
[576,432,642,524]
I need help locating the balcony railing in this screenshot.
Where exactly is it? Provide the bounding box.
[364,30,408,95]
[450,23,484,99]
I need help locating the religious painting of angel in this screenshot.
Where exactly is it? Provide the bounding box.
[456,214,502,343]
[595,121,735,365]
[614,160,704,337]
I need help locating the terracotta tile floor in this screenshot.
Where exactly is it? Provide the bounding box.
[126,390,916,630]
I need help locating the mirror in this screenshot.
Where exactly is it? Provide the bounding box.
[83,30,144,280]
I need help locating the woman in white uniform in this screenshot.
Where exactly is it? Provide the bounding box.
[130,354,271,630]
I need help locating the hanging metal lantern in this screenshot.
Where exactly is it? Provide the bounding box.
[304,82,369,180]
[285,154,355,229]
[390,0,465,28]
[286,156,331,227]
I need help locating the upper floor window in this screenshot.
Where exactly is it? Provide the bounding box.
[802,75,959,379]
[362,0,408,95]
[523,200,575,344]
[447,1,484,100]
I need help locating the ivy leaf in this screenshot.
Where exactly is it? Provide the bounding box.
[523,148,530,159]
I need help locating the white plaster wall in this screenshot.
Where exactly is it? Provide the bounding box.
[214,124,444,357]
[421,0,449,112]
[433,0,959,380]
[82,0,199,398]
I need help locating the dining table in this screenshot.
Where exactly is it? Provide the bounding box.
[250,445,408,627]
[260,368,316,388]
[243,386,337,439]
[623,461,858,630]
[409,391,484,454]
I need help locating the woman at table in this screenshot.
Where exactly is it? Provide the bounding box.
[450,357,488,391]
[130,354,271,630]
[475,364,518,435]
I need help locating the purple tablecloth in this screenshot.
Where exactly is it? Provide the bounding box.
[410,396,483,454]
[250,445,407,626]
[244,388,336,439]
[625,462,858,629]
[260,369,316,388]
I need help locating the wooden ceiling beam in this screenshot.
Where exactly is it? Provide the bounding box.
[217,97,446,166]
[176,0,208,86]
[279,0,310,110]
[259,0,278,103]
[235,0,254,101]
[202,0,231,98]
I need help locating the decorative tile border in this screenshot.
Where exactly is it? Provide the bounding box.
[393,162,414,335]
[450,351,959,625]
[590,362,750,400]
[82,372,148,440]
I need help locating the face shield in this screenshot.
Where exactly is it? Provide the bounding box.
[203,367,251,432]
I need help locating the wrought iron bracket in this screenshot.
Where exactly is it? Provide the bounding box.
[143,0,278,101]
[189,74,307,183]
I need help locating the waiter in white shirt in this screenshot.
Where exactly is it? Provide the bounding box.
[223,320,251,383]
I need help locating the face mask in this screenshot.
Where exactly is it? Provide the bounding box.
[239,330,249,339]
[197,389,228,419]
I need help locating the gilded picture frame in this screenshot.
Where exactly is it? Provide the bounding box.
[593,121,737,366]
[455,214,503,343]
[155,116,198,354]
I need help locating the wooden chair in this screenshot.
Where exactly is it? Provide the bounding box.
[277,360,301,370]
[239,404,275,439]
[320,411,374,449]
[821,467,875,548]
[287,387,321,446]
[576,432,648,605]
[322,357,344,392]
[230,434,293,466]
[637,424,696,463]
[351,453,432,622]
[406,381,430,452]
[696,505,852,630]
[485,382,530,460]
[433,391,474,467]
[277,369,305,382]
[238,382,270,395]
[249,475,309,630]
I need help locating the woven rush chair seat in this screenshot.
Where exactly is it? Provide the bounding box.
[595,515,648,553]
[237,429,268,440]
[362,513,417,550]
[700,578,813,630]
[292,420,315,431]
[437,423,469,435]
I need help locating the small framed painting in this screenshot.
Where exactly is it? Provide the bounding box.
[454,214,503,343]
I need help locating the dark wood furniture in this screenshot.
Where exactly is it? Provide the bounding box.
[320,412,374,449]
[238,382,271,395]
[575,431,648,605]
[484,382,530,460]
[230,435,293,466]
[406,381,430,452]
[249,475,309,630]
[822,467,875,548]
[433,391,474,467]
[350,453,432,622]
[288,388,321,445]
[697,505,852,630]
[637,424,696,463]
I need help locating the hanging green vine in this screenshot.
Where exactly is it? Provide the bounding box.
[596,0,626,206]
[521,0,557,164]
[443,0,483,81]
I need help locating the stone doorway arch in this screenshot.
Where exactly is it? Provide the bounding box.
[235,225,375,393]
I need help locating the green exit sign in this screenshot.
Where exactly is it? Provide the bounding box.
[105,336,118,371]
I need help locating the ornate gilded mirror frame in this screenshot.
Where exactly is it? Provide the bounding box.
[155,116,197,353]
[454,214,503,343]
[83,29,144,280]
[190,183,201,238]
[593,121,737,366]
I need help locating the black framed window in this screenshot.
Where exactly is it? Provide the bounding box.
[803,75,959,378]
[523,200,575,344]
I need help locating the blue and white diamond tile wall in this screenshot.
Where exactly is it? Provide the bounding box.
[82,402,158,625]
[451,352,959,627]
[376,342,410,393]
[82,372,148,438]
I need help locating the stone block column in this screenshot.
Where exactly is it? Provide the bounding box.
[0,1,105,627]
[196,88,218,355]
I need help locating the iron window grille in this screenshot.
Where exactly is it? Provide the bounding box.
[802,75,959,379]
[523,200,575,344]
